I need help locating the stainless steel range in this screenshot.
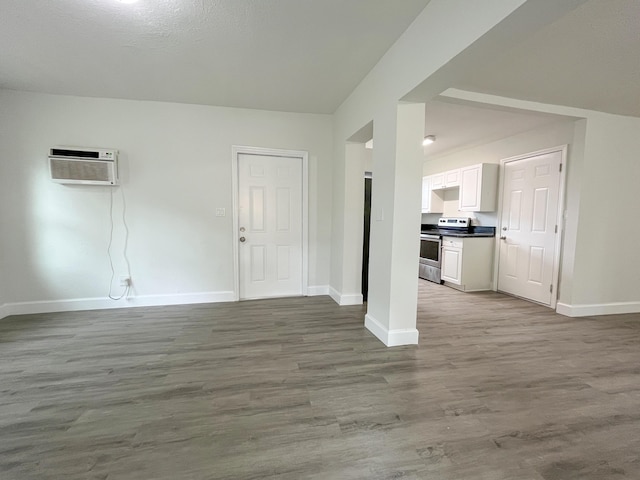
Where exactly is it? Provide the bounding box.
[419,233,442,283]
[419,217,471,283]
[437,217,472,230]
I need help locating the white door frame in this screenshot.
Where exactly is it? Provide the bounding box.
[493,145,568,309]
[231,145,309,301]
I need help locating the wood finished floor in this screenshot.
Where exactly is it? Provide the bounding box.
[1,281,640,479]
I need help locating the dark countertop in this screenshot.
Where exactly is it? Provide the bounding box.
[431,232,495,238]
[421,224,496,238]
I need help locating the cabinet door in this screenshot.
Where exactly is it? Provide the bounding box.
[460,165,481,210]
[421,176,443,213]
[421,176,431,212]
[441,247,462,284]
[430,173,445,190]
[444,169,460,187]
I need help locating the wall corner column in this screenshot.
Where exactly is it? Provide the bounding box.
[365,102,425,346]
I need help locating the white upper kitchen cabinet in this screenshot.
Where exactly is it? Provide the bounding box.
[459,163,499,212]
[430,169,460,190]
[421,176,443,214]
[444,169,461,188]
[430,172,444,190]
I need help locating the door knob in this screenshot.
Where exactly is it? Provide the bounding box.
[502,227,507,231]
[500,236,507,240]
[239,236,246,243]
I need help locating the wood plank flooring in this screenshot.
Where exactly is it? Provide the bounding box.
[1,281,640,479]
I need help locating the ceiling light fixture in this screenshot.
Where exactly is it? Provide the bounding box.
[422,135,436,146]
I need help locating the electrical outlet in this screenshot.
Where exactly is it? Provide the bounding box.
[119,276,131,287]
[215,208,226,217]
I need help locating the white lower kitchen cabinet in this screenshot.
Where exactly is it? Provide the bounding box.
[441,236,494,291]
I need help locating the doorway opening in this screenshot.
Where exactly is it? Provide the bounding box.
[362,172,372,301]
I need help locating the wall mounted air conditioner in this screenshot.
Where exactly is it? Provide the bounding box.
[48,146,119,185]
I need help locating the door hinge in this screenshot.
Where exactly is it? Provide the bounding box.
[559,163,563,172]
[550,284,553,293]
[555,225,558,233]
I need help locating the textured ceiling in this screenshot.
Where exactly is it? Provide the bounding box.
[0,0,430,114]
[455,0,640,117]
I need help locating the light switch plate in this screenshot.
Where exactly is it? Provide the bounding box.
[215,208,226,217]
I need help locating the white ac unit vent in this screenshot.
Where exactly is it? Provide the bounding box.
[48,146,119,185]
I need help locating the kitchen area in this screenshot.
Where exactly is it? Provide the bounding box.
[419,163,499,292]
[414,98,574,309]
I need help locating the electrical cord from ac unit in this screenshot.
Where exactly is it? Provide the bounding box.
[107,186,132,300]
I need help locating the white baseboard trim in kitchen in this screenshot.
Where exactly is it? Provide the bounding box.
[0,291,236,319]
[364,314,419,347]
[307,285,330,296]
[328,287,363,306]
[556,301,640,317]
[340,293,363,306]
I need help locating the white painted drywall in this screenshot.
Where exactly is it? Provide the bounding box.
[0,238,6,315]
[329,143,372,305]
[366,102,425,344]
[0,99,9,317]
[339,143,369,302]
[0,89,332,314]
[570,113,640,306]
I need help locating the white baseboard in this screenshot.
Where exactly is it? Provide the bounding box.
[328,287,363,306]
[557,301,640,317]
[364,313,419,347]
[339,293,363,306]
[329,287,341,304]
[0,291,236,319]
[307,285,329,296]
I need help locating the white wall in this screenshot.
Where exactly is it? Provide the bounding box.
[0,89,333,317]
[328,143,372,306]
[329,143,369,305]
[0,97,11,317]
[569,113,640,310]
[0,234,6,316]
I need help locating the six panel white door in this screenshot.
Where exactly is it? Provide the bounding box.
[238,154,303,299]
[498,151,562,305]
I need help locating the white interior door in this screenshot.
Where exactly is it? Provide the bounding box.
[237,153,303,300]
[498,150,562,306]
